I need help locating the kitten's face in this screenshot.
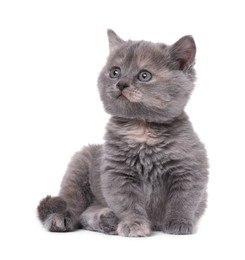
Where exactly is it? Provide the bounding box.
[98,30,196,123]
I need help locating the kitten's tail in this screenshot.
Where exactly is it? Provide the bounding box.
[37,195,79,232]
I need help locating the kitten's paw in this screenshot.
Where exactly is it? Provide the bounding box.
[44,212,76,232]
[117,219,151,237]
[163,219,193,235]
[37,196,67,222]
[98,208,119,235]
[38,196,78,232]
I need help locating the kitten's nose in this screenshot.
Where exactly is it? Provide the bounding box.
[116,81,129,91]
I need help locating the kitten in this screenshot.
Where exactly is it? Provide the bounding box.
[37,30,209,236]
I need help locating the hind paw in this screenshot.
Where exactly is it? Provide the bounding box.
[37,196,77,232]
[44,212,75,232]
[37,196,67,222]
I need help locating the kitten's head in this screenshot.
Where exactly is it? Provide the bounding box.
[98,30,196,123]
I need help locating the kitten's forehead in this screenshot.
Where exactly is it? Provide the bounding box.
[108,41,168,70]
[134,41,167,66]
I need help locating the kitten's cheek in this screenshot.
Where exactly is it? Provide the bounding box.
[113,91,123,99]
[104,88,120,99]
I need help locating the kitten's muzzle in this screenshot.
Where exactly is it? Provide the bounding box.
[116,81,129,91]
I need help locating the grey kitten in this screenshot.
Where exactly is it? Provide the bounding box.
[37,30,209,236]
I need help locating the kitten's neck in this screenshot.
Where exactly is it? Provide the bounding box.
[105,112,189,145]
[110,112,188,126]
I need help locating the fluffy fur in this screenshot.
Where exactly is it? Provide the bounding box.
[37,30,209,236]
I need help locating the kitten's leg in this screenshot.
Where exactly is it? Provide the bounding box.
[80,204,119,235]
[101,171,151,237]
[163,171,208,235]
[37,145,100,232]
[195,191,207,220]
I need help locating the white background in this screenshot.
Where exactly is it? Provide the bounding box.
[0,0,244,259]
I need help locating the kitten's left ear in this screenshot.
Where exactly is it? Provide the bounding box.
[107,29,125,52]
[170,35,196,70]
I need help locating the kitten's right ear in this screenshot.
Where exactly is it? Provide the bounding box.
[169,35,196,70]
[107,29,125,52]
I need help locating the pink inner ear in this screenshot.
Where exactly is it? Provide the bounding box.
[171,36,196,70]
[179,48,195,70]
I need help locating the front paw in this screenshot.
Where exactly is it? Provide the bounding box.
[163,219,193,235]
[98,209,119,235]
[117,219,151,237]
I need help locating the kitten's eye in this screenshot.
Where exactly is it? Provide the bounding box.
[109,67,121,78]
[138,70,152,82]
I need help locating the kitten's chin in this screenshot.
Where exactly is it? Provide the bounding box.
[105,93,182,123]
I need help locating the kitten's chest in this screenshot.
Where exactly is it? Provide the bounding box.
[106,118,178,178]
[120,122,168,177]
[122,121,159,146]
[133,144,167,228]
[128,145,163,178]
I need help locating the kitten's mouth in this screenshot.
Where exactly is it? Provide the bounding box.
[116,90,142,103]
[116,91,129,101]
[116,92,121,97]
[117,92,127,99]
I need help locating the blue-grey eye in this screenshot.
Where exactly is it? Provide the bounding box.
[138,70,152,82]
[109,67,121,78]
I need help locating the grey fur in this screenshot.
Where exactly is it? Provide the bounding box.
[37,30,208,236]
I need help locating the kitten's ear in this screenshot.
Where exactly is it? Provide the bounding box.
[169,35,196,70]
[107,29,125,52]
